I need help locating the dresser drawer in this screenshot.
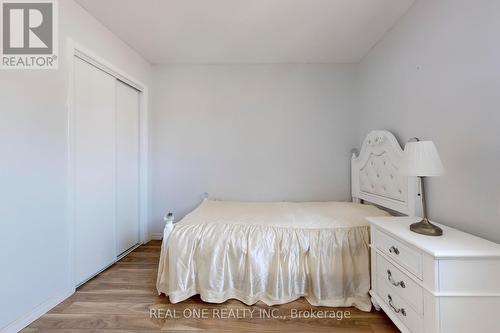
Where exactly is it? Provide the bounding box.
[376,253,423,314]
[377,279,423,333]
[375,229,423,279]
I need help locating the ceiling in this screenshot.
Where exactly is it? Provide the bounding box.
[75,0,414,65]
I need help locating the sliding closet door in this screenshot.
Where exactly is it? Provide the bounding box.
[73,57,117,285]
[115,80,140,255]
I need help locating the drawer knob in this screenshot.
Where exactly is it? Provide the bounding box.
[389,246,400,255]
[387,269,406,288]
[387,294,406,316]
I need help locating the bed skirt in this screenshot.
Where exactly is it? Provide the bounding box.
[156,222,372,311]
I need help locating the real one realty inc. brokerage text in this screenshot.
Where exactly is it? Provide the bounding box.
[150,308,351,320]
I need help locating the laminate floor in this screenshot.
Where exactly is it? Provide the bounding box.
[22,240,399,333]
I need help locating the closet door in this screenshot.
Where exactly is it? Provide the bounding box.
[73,57,117,285]
[115,80,140,255]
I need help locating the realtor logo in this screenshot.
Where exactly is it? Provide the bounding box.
[1,0,58,69]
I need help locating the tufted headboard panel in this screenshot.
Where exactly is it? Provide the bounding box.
[351,130,422,217]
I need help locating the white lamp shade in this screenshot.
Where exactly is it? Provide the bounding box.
[402,141,445,177]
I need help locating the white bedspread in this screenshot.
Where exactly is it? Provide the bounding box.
[156,200,389,311]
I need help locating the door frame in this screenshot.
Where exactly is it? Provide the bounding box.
[66,38,150,287]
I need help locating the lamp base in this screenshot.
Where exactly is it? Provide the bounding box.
[410,218,443,236]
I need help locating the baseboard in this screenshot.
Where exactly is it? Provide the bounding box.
[150,233,163,240]
[1,288,75,333]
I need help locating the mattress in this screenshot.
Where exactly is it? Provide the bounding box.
[156,200,389,311]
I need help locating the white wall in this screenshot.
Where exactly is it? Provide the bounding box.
[151,64,357,233]
[0,1,151,330]
[357,0,500,242]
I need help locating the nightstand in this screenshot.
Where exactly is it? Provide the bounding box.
[368,216,500,333]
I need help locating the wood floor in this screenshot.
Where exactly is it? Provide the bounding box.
[22,241,398,333]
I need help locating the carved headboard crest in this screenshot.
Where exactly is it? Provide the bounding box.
[351,130,422,216]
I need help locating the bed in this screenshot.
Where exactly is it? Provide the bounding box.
[156,130,423,311]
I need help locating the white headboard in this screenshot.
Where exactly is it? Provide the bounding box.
[351,130,422,217]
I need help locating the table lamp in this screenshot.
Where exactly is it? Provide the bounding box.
[402,139,445,236]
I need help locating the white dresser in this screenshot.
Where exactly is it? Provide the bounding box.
[368,216,500,333]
